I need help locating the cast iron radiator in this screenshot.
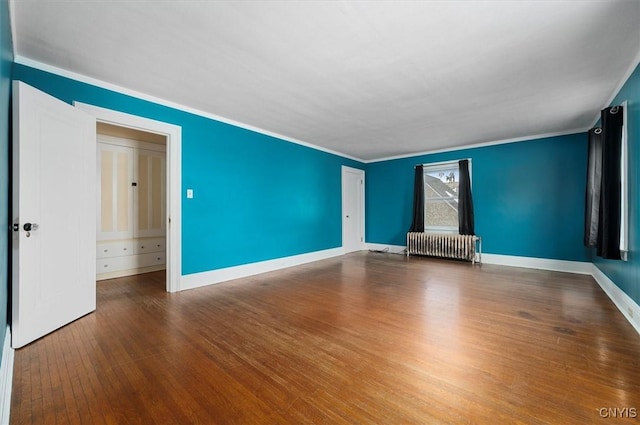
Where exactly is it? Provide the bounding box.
[406,232,482,264]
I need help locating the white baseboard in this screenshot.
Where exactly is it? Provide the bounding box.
[481,253,593,274]
[180,247,344,291]
[591,265,640,335]
[365,245,592,275]
[97,265,166,281]
[0,326,14,425]
[365,243,406,255]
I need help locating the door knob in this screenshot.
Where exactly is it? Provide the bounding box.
[23,222,38,237]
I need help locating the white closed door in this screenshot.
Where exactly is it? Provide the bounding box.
[12,81,96,348]
[342,166,365,253]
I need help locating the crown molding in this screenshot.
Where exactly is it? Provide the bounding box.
[14,55,603,166]
[13,56,366,163]
[365,128,587,164]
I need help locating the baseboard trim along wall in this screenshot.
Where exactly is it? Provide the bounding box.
[365,244,593,275]
[0,326,14,425]
[591,265,640,335]
[480,253,593,275]
[180,244,640,335]
[180,247,344,291]
[186,243,591,289]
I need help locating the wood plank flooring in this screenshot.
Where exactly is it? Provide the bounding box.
[10,253,640,424]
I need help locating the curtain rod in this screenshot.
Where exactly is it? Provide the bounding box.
[590,102,626,130]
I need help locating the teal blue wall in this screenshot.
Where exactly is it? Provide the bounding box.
[366,133,591,262]
[0,0,12,363]
[594,63,640,306]
[12,64,363,275]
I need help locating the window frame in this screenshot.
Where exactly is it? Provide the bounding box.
[422,159,471,234]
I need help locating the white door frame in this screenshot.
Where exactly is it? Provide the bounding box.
[75,102,182,293]
[341,166,365,253]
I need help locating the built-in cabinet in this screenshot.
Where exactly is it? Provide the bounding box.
[96,133,166,279]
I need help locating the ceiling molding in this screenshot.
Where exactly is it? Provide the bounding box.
[13,55,367,164]
[15,44,636,166]
[365,128,589,164]
[13,55,596,166]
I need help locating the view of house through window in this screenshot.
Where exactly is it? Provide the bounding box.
[423,161,466,232]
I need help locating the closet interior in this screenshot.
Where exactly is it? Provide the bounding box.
[96,123,167,280]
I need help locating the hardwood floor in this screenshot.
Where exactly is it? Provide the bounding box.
[10,253,640,424]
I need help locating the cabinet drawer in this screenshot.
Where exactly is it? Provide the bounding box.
[97,241,134,259]
[137,252,166,268]
[134,238,165,254]
[97,252,165,274]
[97,255,137,273]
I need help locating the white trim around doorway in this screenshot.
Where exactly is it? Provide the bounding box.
[74,102,182,292]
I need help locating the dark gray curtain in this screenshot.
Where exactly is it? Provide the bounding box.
[458,159,475,235]
[409,165,424,232]
[584,128,602,247]
[597,105,624,259]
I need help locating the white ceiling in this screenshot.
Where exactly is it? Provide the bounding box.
[11,0,640,161]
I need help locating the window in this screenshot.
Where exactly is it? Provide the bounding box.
[422,160,468,232]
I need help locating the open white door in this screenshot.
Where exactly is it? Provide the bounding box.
[12,81,96,348]
[342,166,365,253]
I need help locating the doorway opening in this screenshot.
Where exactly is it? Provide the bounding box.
[96,122,167,282]
[341,166,365,253]
[76,102,182,293]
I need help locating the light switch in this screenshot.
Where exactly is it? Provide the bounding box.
[186,189,194,199]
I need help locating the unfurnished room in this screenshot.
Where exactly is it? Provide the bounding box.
[0,1,639,424]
